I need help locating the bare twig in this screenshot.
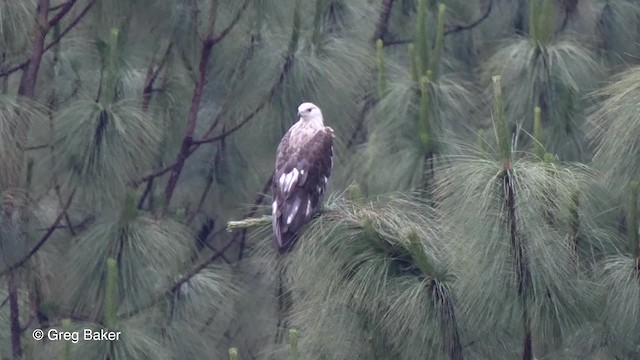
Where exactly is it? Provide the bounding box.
[210,0,251,46]
[373,0,395,42]
[443,0,492,35]
[191,55,294,147]
[0,0,96,79]
[186,133,225,226]
[18,0,51,98]
[383,0,493,46]
[55,185,76,236]
[142,43,173,112]
[49,1,71,12]
[346,95,376,149]
[134,163,175,187]
[0,190,76,277]
[47,0,77,28]
[237,175,273,260]
[120,233,239,319]
[163,37,215,211]
[45,0,97,53]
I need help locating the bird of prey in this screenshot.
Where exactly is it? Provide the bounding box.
[272,102,334,253]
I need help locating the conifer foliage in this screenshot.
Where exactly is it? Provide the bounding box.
[1,0,640,359]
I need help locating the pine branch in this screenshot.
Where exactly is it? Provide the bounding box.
[47,0,77,28]
[163,36,213,211]
[191,53,295,146]
[0,0,96,79]
[142,42,173,112]
[227,215,272,232]
[0,190,76,277]
[210,0,250,46]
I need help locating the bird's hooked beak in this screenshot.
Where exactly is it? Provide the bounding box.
[296,111,302,120]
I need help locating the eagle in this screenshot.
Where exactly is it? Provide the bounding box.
[272,102,334,253]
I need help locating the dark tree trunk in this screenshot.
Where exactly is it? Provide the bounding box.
[373,0,395,42]
[18,0,50,98]
[432,280,464,360]
[8,273,23,360]
[163,39,214,211]
[505,170,533,360]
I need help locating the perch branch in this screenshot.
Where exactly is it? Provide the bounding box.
[227,215,272,232]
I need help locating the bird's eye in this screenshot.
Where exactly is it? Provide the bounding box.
[307,108,312,112]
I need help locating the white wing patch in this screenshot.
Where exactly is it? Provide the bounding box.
[305,199,312,217]
[286,204,298,225]
[282,168,299,194]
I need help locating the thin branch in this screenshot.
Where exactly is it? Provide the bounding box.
[137,178,154,210]
[383,0,493,46]
[346,95,376,149]
[142,42,173,112]
[190,101,267,145]
[24,144,49,151]
[163,35,215,211]
[134,163,175,187]
[186,135,224,226]
[47,0,77,28]
[55,185,76,236]
[0,62,28,79]
[210,0,251,46]
[373,0,395,42]
[443,0,492,35]
[18,0,51,98]
[46,0,97,53]
[237,175,273,260]
[49,1,71,12]
[0,0,96,79]
[191,55,294,147]
[120,233,239,319]
[0,190,76,277]
[122,182,273,318]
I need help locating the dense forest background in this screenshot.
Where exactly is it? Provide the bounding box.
[1,0,640,359]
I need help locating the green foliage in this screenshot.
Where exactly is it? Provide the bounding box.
[284,196,466,359]
[485,13,602,161]
[289,328,299,360]
[0,0,36,56]
[2,0,640,359]
[64,206,194,315]
[375,39,386,98]
[590,67,640,194]
[52,99,162,204]
[229,347,238,360]
[629,181,639,259]
[105,258,119,328]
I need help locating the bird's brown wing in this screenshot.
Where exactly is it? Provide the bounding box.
[272,127,334,253]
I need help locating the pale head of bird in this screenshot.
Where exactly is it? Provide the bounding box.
[297,102,323,125]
